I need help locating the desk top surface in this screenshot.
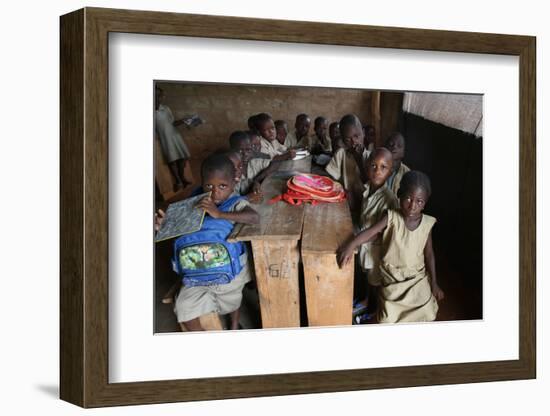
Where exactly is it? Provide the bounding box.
[231,156,353,248]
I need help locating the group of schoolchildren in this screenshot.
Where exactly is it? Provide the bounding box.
[156,110,445,331]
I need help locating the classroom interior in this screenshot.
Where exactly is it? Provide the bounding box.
[154,82,483,332]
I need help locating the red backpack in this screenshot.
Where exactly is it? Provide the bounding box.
[269,174,346,206]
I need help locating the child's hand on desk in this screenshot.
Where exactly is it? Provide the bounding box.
[247,182,263,204]
[287,149,297,159]
[154,209,165,231]
[336,243,354,269]
[195,197,222,218]
[431,282,445,301]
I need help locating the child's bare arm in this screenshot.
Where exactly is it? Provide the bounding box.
[196,197,260,224]
[337,214,388,268]
[255,160,281,183]
[272,149,296,161]
[221,206,259,225]
[424,231,444,301]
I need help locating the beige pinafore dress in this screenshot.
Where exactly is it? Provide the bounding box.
[377,209,439,323]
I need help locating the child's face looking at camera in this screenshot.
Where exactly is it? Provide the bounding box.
[366,152,393,187]
[258,119,277,141]
[399,186,428,219]
[202,170,235,205]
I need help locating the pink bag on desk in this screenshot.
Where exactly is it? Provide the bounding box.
[269,174,346,205]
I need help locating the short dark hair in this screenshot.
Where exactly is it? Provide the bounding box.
[247,114,258,131]
[201,153,236,182]
[385,131,405,146]
[314,116,328,127]
[397,170,432,199]
[254,112,273,130]
[274,120,288,130]
[229,130,250,149]
[339,114,362,134]
[296,113,310,123]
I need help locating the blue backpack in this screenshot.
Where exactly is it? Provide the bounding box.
[173,195,246,287]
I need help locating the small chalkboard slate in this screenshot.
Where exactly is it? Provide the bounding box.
[154,193,209,242]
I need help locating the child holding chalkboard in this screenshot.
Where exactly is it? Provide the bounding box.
[157,153,259,331]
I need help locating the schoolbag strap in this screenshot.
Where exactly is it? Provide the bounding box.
[216,194,244,213]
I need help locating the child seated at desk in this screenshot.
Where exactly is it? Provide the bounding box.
[255,113,296,161]
[284,113,311,149]
[302,116,332,155]
[246,130,271,160]
[229,131,280,202]
[337,170,444,323]
[161,153,260,331]
[385,132,410,196]
[329,121,344,153]
[275,120,289,147]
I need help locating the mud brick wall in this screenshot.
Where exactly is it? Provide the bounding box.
[156,82,380,181]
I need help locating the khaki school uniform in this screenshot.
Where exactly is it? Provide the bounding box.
[325,147,370,200]
[260,137,287,159]
[235,158,272,195]
[377,209,439,323]
[284,131,299,148]
[358,183,398,285]
[298,135,332,153]
[387,162,410,196]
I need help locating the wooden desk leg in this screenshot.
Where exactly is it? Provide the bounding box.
[251,240,300,328]
[302,253,354,327]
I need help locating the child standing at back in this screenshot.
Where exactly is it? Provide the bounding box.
[338,170,444,323]
[385,132,410,196]
[325,114,370,216]
[353,148,398,316]
[171,153,260,331]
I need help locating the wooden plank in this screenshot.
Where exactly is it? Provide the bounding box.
[301,202,355,326]
[301,202,355,254]
[234,157,311,241]
[302,254,354,326]
[60,9,85,407]
[251,240,301,328]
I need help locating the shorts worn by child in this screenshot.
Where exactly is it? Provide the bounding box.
[377,209,439,323]
[173,195,252,323]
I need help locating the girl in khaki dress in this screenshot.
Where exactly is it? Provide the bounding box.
[338,170,445,323]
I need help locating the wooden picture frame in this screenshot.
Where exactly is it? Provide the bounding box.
[60,7,536,408]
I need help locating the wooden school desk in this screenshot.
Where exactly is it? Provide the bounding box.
[231,156,355,328]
